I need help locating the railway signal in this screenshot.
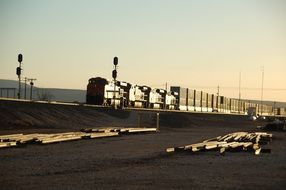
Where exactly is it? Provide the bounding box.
[113,57,118,66]
[16,54,23,99]
[113,57,118,109]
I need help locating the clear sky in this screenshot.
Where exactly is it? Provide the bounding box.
[0,0,286,102]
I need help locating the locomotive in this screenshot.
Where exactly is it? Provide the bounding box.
[86,77,178,109]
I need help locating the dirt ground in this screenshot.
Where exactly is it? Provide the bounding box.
[0,100,285,189]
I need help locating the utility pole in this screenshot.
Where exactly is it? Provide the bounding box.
[239,71,241,101]
[28,78,36,100]
[260,66,264,115]
[273,101,276,117]
[217,85,220,109]
[238,71,241,113]
[112,57,118,109]
[24,77,28,99]
[16,54,23,99]
[165,82,167,91]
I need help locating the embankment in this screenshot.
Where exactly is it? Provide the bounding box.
[0,99,268,133]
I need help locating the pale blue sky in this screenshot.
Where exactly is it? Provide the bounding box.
[0,0,286,101]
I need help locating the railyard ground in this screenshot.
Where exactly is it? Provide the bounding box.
[0,100,285,189]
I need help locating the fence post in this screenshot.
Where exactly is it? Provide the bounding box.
[156,112,160,132]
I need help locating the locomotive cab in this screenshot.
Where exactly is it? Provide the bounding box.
[86,77,108,105]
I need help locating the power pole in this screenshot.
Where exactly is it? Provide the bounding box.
[239,71,241,101]
[16,54,23,99]
[217,85,220,109]
[273,101,276,117]
[165,82,167,91]
[238,71,241,113]
[260,66,264,115]
[24,77,28,99]
[28,78,36,100]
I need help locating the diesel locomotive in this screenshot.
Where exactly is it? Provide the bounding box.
[86,77,178,109]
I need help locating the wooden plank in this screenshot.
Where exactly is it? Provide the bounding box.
[217,142,237,148]
[40,136,83,144]
[255,148,262,155]
[0,133,23,138]
[166,147,175,153]
[219,147,226,154]
[0,134,24,142]
[0,142,17,148]
[233,132,249,141]
[81,127,121,133]
[203,136,221,143]
[229,142,252,149]
[127,128,157,133]
[89,132,119,139]
[119,128,129,133]
[205,141,227,150]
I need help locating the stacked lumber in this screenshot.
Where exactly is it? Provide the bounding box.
[81,127,157,134]
[0,127,156,149]
[166,132,273,155]
[0,131,119,148]
[119,127,157,133]
[81,127,121,133]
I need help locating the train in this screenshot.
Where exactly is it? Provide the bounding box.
[86,77,285,116]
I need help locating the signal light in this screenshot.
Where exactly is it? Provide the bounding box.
[16,67,21,76]
[113,57,118,66]
[112,70,117,79]
[18,54,23,63]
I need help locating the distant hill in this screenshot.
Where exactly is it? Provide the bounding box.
[36,88,85,103]
[240,99,286,109]
[0,79,21,88]
[0,79,85,103]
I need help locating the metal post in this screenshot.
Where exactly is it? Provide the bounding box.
[24,77,27,99]
[112,57,118,109]
[238,71,241,113]
[28,79,36,100]
[193,90,195,110]
[30,83,33,100]
[114,73,116,109]
[18,62,21,99]
[200,91,203,112]
[17,54,23,99]
[156,112,160,132]
[260,66,264,115]
[217,85,219,111]
[186,88,189,111]
[273,101,276,117]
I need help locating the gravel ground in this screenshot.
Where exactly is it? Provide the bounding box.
[0,100,285,189]
[1,124,285,189]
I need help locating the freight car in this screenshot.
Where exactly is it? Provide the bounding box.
[169,86,279,116]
